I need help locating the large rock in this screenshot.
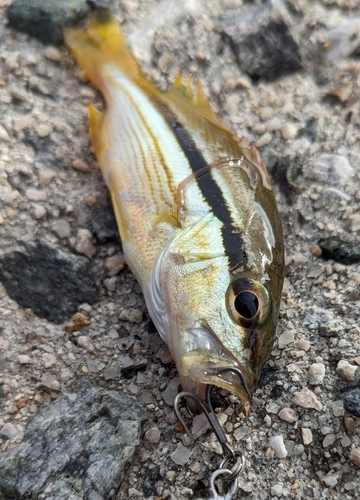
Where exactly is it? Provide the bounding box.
[218,0,302,81]
[7,0,89,45]
[0,239,99,324]
[0,380,147,499]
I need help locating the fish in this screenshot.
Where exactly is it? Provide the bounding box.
[64,10,284,404]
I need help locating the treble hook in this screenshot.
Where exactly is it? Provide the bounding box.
[174,366,252,460]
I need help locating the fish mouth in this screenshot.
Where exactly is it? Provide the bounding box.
[179,326,256,402]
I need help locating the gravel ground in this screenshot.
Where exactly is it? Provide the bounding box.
[0,0,360,499]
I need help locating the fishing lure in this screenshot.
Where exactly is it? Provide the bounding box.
[65,10,284,498]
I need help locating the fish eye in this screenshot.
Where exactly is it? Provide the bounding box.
[226,279,270,327]
[234,291,259,320]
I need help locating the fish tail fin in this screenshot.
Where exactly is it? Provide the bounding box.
[64,10,141,91]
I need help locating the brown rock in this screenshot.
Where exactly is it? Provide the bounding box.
[64,312,90,332]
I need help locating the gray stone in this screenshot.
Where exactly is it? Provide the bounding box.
[218,0,301,81]
[6,0,89,45]
[161,378,180,406]
[52,220,72,239]
[103,363,119,381]
[314,154,354,186]
[326,19,360,62]
[0,423,18,440]
[342,387,360,418]
[91,206,120,244]
[0,380,147,499]
[0,239,99,324]
[170,443,192,466]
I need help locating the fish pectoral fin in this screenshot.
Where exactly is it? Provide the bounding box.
[88,105,104,158]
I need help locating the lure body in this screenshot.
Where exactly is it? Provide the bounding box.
[65,12,284,401]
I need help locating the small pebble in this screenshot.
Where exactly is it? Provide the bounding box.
[266,402,280,414]
[52,220,71,239]
[161,378,180,406]
[269,435,288,458]
[170,443,192,465]
[331,400,344,417]
[322,472,338,487]
[307,363,326,385]
[255,132,272,148]
[43,353,56,368]
[278,331,295,348]
[314,154,354,186]
[310,244,322,257]
[76,229,96,259]
[292,387,322,411]
[72,158,92,172]
[36,123,52,137]
[26,188,47,202]
[18,355,31,364]
[349,448,360,469]
[322,434,335,447]
[281,122,297,140]
[103,277,118,292]
[270,484,283,496]
[119,308,143,323]
[267,116,282,131]
[344,417,356,435]
[234,425,248,441]
[65,313,90,332]
[43,46,62,62]
[105,254,126,276]
[336,360,358,382]
[103,364,119,380]
[144,427,161,444]
[296,339,310,351]
[0,337,10,350]
[77,336,95,353]
[302,428,313,445]
[32,204,47,219]
[278,407,297,423]
[0,422,18,440]
[0,124,11,142]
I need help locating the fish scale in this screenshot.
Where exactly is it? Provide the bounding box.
[65,10,284,404]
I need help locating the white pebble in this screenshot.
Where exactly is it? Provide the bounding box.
[18,355,31,364]
[255,132,273,148]
[32,204,47,219]
[307,363,326,385]
[0,124,11,142]
[336,360,358,382]
[322,434,335,447]
[144,427,161,444]
[331,400,344,417]
[270,484,283,496]
[269,435,288,458]
[26,188,47,202]
[43,353,56,368]
[52,220,71,239]
[278,407,297,423]
[281,122,297,141]
[76,229,96,259]
[301,428,313,445]
[36,123,52,137]
[77,336,95,352]
[322,472,338,487]
[292,387,322,411]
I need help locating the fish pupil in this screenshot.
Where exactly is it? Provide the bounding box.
[234,292,259,320]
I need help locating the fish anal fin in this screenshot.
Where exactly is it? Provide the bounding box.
[88,105,104,158]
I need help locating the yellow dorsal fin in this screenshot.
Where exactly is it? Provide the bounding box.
[64,10,147,92]
[164,71,222,127]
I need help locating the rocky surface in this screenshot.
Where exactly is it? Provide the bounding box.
[1,0,360,499]
[0,379,147,499]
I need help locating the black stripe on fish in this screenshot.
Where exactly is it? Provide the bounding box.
[152,97,246,272]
